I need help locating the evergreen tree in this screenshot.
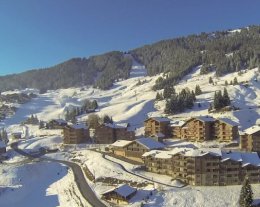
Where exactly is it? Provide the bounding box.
[195,85,202,95]
[155,92,163,101]
[225,80,228,86]
[87,114,100,128]
[163,85,175,99]
[209,77,213,84]
[39,121,45,129]
[102,115,113,124]
[239,177,253,207]
[234,77,238,85]
[208,103,213,112]
[1,129,8,144]
[223,88,231,106]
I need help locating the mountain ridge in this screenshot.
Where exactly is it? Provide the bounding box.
[0,25,259,92]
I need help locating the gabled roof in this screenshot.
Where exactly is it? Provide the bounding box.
[244,125,260,135]
[111,140,133,147]
[241,152,260,167]
[102,184,136,198]
[221,151,242,162]
[104,123,129,129]
[144,117,171,123]
[52,119,67,124]
[195,116,216,122]
[151,132,165,138]
[218,118,239,126]
[142,148,187,159]
[183,148,221,157]
[170,120,186,127]
[135,137,165,150]
[70,123,88,130]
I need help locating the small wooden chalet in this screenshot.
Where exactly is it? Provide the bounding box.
[113,137,165,163]
[48,119,67,129]
[101,184,137,205]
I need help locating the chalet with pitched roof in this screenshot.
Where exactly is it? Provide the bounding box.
[180,116,216,141]
[101,184,137,205]
[240,125,260,152]
[63,123,90,144]
[48,119,67,129]
[214,118,239,142]
[111,137,165,163]
[144,117,171,138]
[94,122,135,144]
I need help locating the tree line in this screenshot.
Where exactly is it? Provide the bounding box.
[131,25,260,90]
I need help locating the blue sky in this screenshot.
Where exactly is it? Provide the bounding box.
[0,0,260,75]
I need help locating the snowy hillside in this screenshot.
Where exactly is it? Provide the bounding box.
[1,58,260,207]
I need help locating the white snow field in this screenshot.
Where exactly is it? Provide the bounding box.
[1,58,260,206]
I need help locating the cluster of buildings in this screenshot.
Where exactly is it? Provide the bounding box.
[145,116,239,142]
[142,148,260,186]
[108,115,260,186]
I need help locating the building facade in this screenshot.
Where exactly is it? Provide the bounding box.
[110,138,165,163]
[240,125,260,152]
[63,124,90,144]
[143,148,260,186]
[144,117,171,138]
[94,123,135,144]
[169,116,239,142]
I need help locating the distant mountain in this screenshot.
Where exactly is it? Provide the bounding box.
[131,25,260,90]
[0,51,132,91]
[0,25,259,92]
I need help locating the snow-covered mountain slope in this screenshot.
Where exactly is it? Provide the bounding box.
[2,61,260,135]
[159,66,260,131]
[2,60,260,207]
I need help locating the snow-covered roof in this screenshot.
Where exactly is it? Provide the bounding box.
[241,152,260,167]
[70,123,88,129]
[53,119,67,124]
[143,148,187,159]
[243,125,260,135]
[221,151,242,162]
[218,118,239,126]
[195,116,216,122]
[104,123,129,129]
[102,184,136,198]
[145,117,171,123]
[170,120,185,127]
[152,132,165,138]
[184,148,222,157]
[135,137,165,150]
[0,140,6,148]
[111,140,132,147]
[11,132,22,136]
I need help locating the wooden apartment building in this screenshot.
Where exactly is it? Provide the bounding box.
[144,117,171,138]
[63,123,90,144]
[143,148,260,186]
[240,125,260,152]
[94,123,135,144]
[168,116,238,142]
